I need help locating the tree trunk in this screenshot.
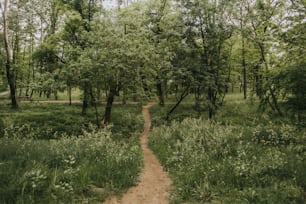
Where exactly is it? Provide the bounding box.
[260,43,282,116]
[54,90,58,100]
[1,0,18,108]
[269,86,283,116]
[103,88,116,125]
[141,72,150,99]
[6,64,18,108]
[90,88,100,128]
[166,87,189,120]
[240,2,247,100]
[68,85,72,105]
[242,35,247,99]
[82,82,90,115]
[82,92,89,115]
[208,86,213,119]
[122,88,127,104]
[156,76,164,106]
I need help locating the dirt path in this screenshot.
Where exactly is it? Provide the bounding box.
[103,103,171,204]
[0,91,9,97]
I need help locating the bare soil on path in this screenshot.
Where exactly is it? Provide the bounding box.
[103,103,172,204]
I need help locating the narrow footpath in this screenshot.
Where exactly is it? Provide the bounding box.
[103,103,171,204]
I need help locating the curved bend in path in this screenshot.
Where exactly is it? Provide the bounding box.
[103,103,171,204]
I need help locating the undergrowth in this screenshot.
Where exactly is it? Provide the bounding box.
[149,99,306,204]
[0,103,143,203]
[0,127,142,203]
[0,103,142,139]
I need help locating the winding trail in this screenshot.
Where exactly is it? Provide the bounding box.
[103,103,171,204]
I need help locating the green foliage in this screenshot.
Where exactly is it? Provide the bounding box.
[110,104,143,138]
[149,117,305,203]
[0,127,142,203]
[0,104,95,139]
[0,103,143,139]
[253,123,298,146]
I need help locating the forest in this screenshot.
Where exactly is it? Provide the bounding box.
[0,0,305,203]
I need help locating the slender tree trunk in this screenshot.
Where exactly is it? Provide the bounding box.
[156,76,164,106]
[269,86,283,116]
[54,91,58,100]
[90,88,100,128]
[1,0,18,108]
[6,64,18,108]
[103,88,116,125]
[122,88,127,104]
[141,72,150,99]
[166,87,189,120]
[82,91,89,115]
[68,85,72,105]
[208,86,213,119]
[82,82,91,115]
[259,44,283,116]
[240,1,247,100]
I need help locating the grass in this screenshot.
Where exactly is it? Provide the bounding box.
[0,130,143,203]
[0,103,144,203]
[0,103,143,139]
[149,93,306,204]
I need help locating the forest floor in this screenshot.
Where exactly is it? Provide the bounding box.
[103,103,172,204]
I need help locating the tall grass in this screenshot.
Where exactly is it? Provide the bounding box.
[0,103,144,203]
[149,106,306,203]
[0,128,142,203]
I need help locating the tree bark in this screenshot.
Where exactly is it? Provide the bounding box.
[90,88,100,128]
[259,43,283,116]
[1,0,18,108]
[103,88,116,125]
[156,76,164,106]
[240,4,247,100]
[208,86,213,119]
[68,85,72,105]
[82,81,91,115]
[166,86,189,120]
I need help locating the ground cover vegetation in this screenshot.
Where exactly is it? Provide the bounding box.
[0,0,305,203]
[149,94,306,203]
[0,103,143,203]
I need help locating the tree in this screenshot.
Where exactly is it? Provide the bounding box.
[245,0,285,116]
[89,5,155,125]
[1,0,18,108]
[146,0,174,106]
[275,0,306,122]
[178,0,233,119]
[61,0,101,114]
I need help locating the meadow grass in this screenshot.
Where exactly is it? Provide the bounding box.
[0,103,143,203]
[0,103,143,139]
[149,93,306,204]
